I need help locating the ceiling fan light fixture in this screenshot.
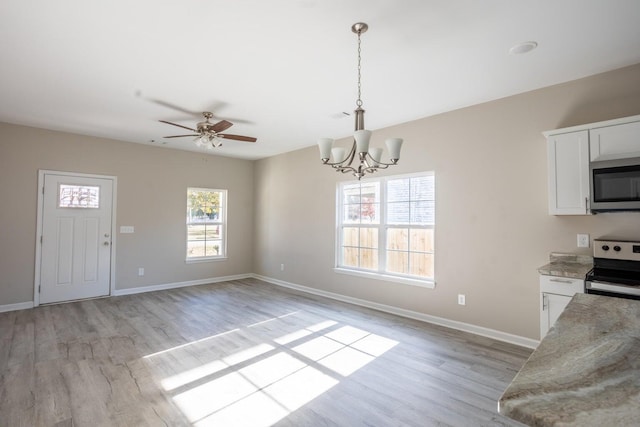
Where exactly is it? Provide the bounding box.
[317,22,404,180]
[160,111,257,148]
[212,136,223,148]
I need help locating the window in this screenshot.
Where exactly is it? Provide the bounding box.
[58,184,100,208]
[337,172,435,286]
[186,188,227,261]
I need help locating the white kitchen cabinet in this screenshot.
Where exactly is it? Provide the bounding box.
[543,114,640,215]
[546,130,590,215]
[539,275,584,338]
[590,121,640,162]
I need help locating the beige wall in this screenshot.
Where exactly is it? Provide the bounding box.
[0,125,255,305]
[2,63,640,341]
[253,63,640,340]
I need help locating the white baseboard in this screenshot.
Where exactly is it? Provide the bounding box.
[112,274,253,296]
[253,274,539,349]
[0,301,34,313]
[0,275,253,312]
[0,274,540,349]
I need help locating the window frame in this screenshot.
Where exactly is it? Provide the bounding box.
[186,187,227,263]
[335,172,435,288]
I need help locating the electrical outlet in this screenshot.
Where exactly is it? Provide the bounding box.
[138,267,144,276]
[577,234,590,248]
[458,294,466,306]
[280,263,285,271]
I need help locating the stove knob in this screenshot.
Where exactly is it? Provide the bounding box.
[602,245,610,251]
[614,245,622,252]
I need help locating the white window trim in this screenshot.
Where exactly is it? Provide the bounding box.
[335,171,435,288]
[185,256,228,264]
[186,187,227,262]
[333,267,435,288]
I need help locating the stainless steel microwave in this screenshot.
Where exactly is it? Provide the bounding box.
[590,157,640,212]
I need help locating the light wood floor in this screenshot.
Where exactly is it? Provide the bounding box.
[0,278,531,426]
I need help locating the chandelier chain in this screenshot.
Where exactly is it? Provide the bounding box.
[356,31,362,108]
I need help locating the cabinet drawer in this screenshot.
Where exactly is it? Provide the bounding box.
[539,275,584,296]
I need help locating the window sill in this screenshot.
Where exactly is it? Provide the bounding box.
[186,256,227,264]
[333,268,435,289]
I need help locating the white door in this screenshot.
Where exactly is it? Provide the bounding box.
[39,173,114,304]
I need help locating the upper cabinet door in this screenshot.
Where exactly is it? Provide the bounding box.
[547,131,590,215]
[590,121,640,162]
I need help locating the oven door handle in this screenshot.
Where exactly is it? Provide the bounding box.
[587,280,640,297]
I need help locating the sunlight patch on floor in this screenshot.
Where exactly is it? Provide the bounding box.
[143,328,240,359]
[274,320,337,345]
[161,359,227,391]
[147,312,398,426]
[318,345,375,377]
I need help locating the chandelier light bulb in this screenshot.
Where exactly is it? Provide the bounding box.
[354,130,372,154]
[318,138,334,160]
[331,147,346,163]
[369,147,383,163]
[385,138,403,161]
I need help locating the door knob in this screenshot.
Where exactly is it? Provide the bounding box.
[104,233,110,238]
[103,241,110,246]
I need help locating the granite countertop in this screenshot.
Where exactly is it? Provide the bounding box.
[498,293,640,426]
[537,252,593,279]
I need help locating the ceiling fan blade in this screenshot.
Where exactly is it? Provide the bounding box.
[159,120,197,132]
[150,99,199,116]
[163,134,199,138]
[219,134,257,143]
[212,120,233,133]
[216,116,254,125]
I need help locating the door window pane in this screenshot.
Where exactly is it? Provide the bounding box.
[59,184,100,208]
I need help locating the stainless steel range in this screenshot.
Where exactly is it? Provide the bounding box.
[585,239,640,299]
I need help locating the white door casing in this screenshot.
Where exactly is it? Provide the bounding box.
[35,171,116,305]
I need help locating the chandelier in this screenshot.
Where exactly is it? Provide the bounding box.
[318,22,403,180]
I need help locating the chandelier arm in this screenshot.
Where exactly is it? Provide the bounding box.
[364,153,399,167]
[360,157,381,173]
[333,166,359,175]
[362,166,382,174]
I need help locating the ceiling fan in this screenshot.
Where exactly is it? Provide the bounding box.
[160,112,257,149]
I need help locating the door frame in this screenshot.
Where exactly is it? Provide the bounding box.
[34,170,118,306]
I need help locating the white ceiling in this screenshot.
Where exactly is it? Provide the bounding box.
[1,0,640,160]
